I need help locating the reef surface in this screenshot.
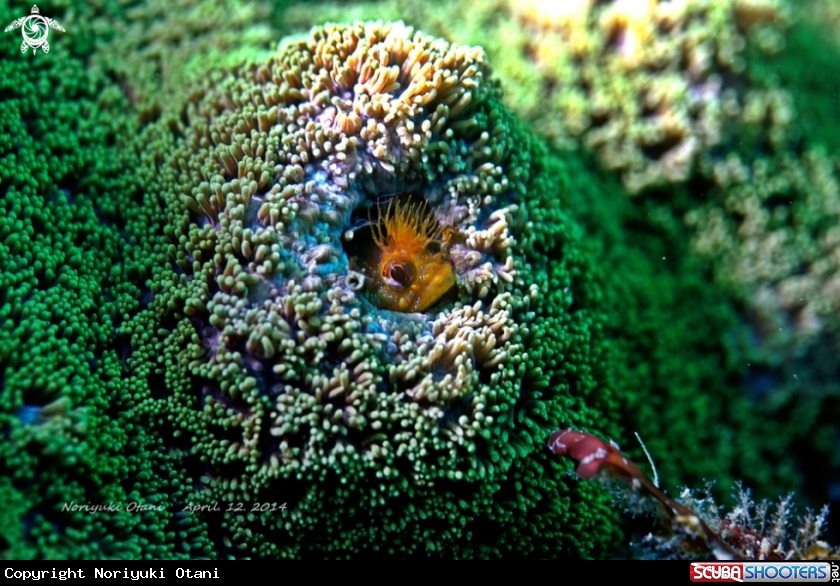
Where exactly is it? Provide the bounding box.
[1,0,838,559]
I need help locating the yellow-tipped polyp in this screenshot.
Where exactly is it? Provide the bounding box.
[363,197,456,312]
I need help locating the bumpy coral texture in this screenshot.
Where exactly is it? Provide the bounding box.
[8,0,831,558]
[60,0,277,120]
[124,21,622,557]
[0,0,216,558]
[281,0,791,194]
[279,0,840,513]
[275,0,834,354]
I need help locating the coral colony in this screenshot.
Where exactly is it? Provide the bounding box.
[1,0,839,559]
[131,20,601,557]
[284,0,840,392]
[1,16,623,558]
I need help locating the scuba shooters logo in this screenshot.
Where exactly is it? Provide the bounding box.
[4,5,65,54]
[691,561,839,583]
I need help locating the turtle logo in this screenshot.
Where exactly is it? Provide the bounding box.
[4,5,65,55]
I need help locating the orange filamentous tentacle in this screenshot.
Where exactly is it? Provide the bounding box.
[372,198,444,256]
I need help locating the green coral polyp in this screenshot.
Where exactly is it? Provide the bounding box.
[118,20,621,556]
[4,0,834,559]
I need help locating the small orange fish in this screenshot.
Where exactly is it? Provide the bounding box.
[362,197,455,312]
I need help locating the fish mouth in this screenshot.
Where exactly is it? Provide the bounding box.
[411,261,456,312]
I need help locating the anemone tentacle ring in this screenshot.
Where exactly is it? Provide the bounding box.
[4,5,65,55]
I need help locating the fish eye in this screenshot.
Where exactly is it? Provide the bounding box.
[383,261,414,289]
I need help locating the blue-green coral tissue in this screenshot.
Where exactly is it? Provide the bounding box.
[0,0,214,558]
[117,21,624,557]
